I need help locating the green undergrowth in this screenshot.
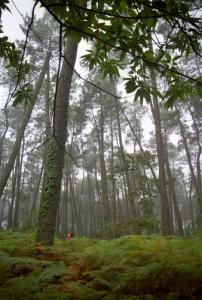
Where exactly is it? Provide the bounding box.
[0,231,202,299]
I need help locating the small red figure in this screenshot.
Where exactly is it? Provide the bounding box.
[66,233,73,241]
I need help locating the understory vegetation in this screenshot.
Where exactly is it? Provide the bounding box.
[0,1,202,297]
[0,231,202,299]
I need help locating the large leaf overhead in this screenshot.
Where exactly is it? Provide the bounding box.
[39,0,202,106]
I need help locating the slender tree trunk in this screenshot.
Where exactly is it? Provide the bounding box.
[114,123,130,218]
[0,50,51,199]
[29,160,44,223]
[188,179,195,231]
[109,118,117,223]
[94,105,111,224]
[12,151,20,228]
[175,106,198,194]
[183,176,195,231]
[149,67,172,235]
[115,181,124,220]
[120,107,157,183]
[36,39,78,245]
[144,34,172,235]
[164,134,184,235]
[176,106,202,225]
[13,139,25,229]
[81,139,94,236]
[150,96,172,235]
[187,105,202,213]
[69,172,82,235]
[7,165,17,229]
[87,171,95,236]
[100,115,111,223]
[115,98,136,217]
[94,158,103,230]
[0,104,9,170]
[0,195,6,227]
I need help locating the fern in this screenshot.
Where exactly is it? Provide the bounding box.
[0,232,202,299]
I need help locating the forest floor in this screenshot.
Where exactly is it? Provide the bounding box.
[0,231,202,299]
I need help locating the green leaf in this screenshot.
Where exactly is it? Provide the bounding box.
[0,0,10,14]
[165,52,171,62]
[146,17,157,28]
[125,78,138,93]
[164,95,176,108]
[119,51,126,60]
[144,50,154,61]
[134,88,143,102]
[98,0,104,12]
[196,86,202,98]
[13,86,33,107]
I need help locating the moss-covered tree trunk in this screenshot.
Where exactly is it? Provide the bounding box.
[36,39,78,245]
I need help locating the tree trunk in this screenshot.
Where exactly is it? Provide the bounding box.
[13,138,25,229]
[114,98,137,217]
[29,160,44,224]
[36,39,78,245]
[164,133,184,236]
[69,172,82,235]
[81,138,95,236]
[176,106,198,194]
[7,165,18,229]
[150,96,172,235]
[94,157,103,230]
[120,107,157,183]
[12,151,21,228]
[109,117,117,223]
[187,105,202,221]
[0,103,9,170]
[176,106,202,225]
[149,66,172,235]
[0,50,51,199]
[95,103,111,224]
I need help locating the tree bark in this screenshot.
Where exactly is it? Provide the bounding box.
[36,39,78,245]
[187,105,202,204]
[150,96,172,235]
[109,117,117,223]
[120,107,157,183]
[95,103,111,224]
[29,160,44,224]
[0,103,9,170]
[176,105,202,225]
[114,98,137,217]
[164,134,184,235]
[7,164,18,228]
[0,50,51,199]
[12,150,21,228]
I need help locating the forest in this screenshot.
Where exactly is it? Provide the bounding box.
[0,0,202,299]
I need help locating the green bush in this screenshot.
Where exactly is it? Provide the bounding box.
[100,218,159,238]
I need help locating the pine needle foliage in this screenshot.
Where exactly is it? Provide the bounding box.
[0,231,202,299]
